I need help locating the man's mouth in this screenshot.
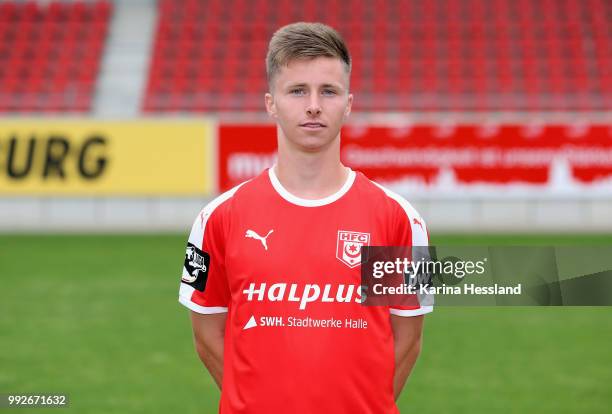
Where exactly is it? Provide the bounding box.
[300,122,326,129]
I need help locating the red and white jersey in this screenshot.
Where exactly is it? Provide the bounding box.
[179,167,431,414]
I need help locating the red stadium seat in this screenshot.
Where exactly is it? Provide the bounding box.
[140,0,612,112]
[0,0,112,113]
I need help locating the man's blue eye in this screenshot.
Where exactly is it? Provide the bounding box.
[322,89,337,95]
[291,89,305,95]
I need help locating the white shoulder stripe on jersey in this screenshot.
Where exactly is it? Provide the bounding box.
[370,181,428,246]
[179,283,228,314]
[390,306,433,317]
[371,181,433,317]
[188,180,249,247]
[180,181,247,311]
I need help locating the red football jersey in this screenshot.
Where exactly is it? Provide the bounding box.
[179,167,432,414]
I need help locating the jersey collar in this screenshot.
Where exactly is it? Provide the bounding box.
[268,166,356,207]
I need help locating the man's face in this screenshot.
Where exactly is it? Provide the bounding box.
[265,57,353,152]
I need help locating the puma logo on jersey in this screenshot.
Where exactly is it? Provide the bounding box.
[412,218,424,231]
[199,211,208,228]
[245,229,274,250]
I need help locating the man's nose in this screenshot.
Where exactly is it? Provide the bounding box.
[306,96,322,117]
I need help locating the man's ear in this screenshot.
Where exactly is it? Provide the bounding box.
[265,93,276,118]
[344,93,353,118]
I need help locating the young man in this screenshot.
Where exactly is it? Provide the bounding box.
[179,22,431,413]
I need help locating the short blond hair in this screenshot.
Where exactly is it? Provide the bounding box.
[266,22,351,88]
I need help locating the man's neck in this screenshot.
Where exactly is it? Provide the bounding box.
[275,137,349,200]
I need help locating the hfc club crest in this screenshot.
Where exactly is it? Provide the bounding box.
[336,230,370,268]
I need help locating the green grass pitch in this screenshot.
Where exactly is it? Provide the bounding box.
[1,234,611,413]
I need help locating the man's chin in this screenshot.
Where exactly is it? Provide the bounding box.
[278,127,339,153]
[295,135,337,152]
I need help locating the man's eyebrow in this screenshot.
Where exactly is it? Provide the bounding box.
[284,82,343,89]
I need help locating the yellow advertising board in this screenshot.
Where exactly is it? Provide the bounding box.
[0,120,213,196]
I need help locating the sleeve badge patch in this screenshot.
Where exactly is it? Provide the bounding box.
[182,242,210,292]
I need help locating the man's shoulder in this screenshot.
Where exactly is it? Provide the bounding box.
[198,169,270,219]
[354,172,424,220]
[355,173,429,244]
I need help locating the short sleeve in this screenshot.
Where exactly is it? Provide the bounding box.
[386,193,434,317]
[178,201,231,314]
